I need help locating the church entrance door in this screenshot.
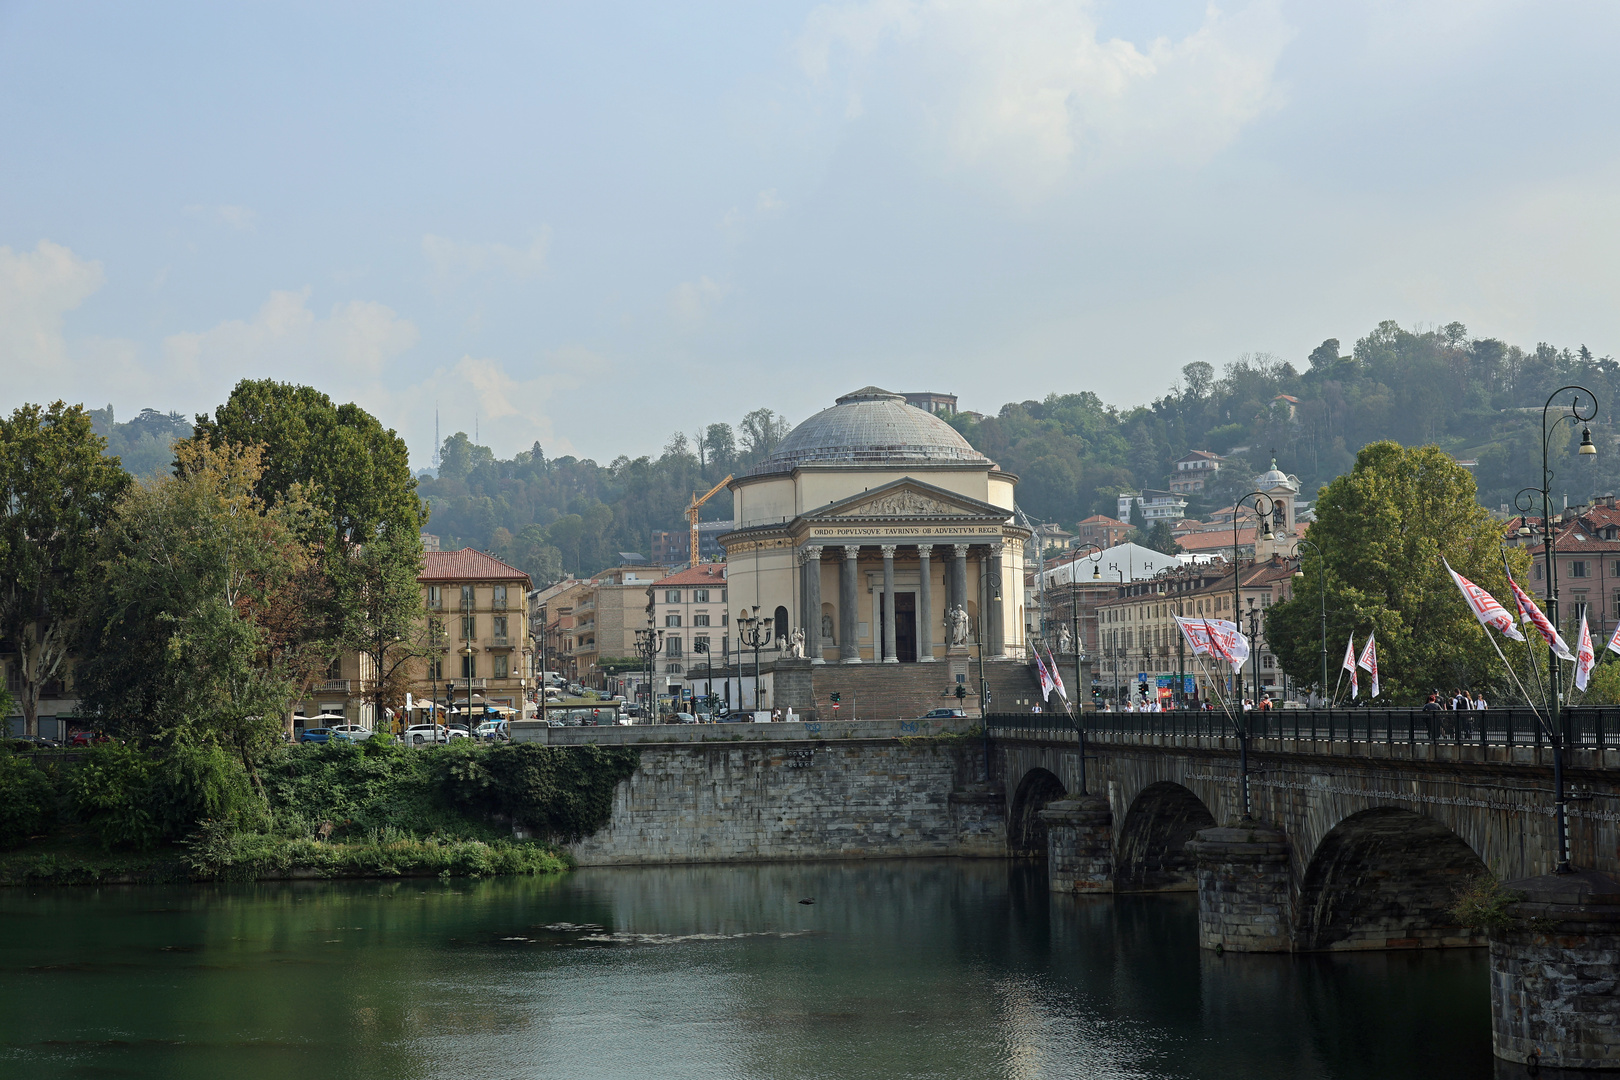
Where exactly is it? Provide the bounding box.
[894,592,917,663]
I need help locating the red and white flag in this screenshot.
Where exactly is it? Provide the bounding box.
[1444,560,1527,641]
[1357,633,1380,699]
[1044,647,1068,702]
[1606,618,1620,657]
[1034,651,1055,702]
[1176,616,1250,665]
[1576,612,1597,691]
[1342,635,1358,699]
[1507,575,1575,661]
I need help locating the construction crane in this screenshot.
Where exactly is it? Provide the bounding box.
[687,474,732,566]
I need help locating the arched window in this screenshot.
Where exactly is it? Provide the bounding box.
[774,606,789,642]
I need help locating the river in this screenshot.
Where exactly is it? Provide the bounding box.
[0,860,1492,1079]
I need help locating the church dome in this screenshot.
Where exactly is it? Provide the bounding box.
[1255,458,1297,491]
[752,386,991,474]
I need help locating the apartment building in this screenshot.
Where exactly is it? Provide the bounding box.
[416,548,532,717]
[649,564,729,680]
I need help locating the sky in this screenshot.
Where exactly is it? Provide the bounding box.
[5,0,1620,469]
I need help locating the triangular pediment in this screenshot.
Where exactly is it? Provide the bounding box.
[805,477,1008,522]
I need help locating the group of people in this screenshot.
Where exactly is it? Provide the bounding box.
[1423,689,1488,711]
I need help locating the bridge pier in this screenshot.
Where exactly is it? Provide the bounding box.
[1489,871,1620,1075]
[1038,796,1113,893]
[1187,823,1293,952]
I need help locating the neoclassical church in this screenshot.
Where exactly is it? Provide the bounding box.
[720,387,1030,665]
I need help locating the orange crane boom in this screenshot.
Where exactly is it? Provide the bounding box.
[687,474,732,565]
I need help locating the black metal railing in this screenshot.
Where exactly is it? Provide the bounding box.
[984,707,1620,755]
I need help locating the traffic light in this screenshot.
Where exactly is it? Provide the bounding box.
[954,684,967,701]
[830,692,841,703]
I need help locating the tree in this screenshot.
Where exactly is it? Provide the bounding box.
[0,402,131,735]
[1143,521,1181,557]
[1265,442,1526,703]
[1181,361,1214,399]
[76,442,308,771]
[739,408,791,462]
[187,379,426,543]
[331,530,430,729]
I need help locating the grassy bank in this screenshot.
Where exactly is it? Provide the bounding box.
[0,738,636,886]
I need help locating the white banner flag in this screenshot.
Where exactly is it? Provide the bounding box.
[1576,612,1597,691]
[1342,635,1358,699]
[1356,633,1380,699]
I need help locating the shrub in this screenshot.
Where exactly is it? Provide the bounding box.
[1451,875,1522,932]
[68,729,260,849]
[0,752,57,849]
[68,742,161,849]
[435,743,639,842]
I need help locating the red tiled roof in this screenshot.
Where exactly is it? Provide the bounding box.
[655,563,729,587]
[419,548,531,584]
[1079,514,1128,526]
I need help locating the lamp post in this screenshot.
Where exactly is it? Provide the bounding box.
[1231,489,1284,820]
[1107,562,1126,705]
[975,567,1003,719]
[634,624,664,723]
[463,639,477,735]
[1245,598,1263,709]
[1292,538,1329,705]
[737,607,773,715]
[1513,384,1599,875]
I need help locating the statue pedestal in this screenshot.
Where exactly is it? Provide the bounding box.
[946,646,973,696]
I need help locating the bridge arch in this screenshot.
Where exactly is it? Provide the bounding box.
[1297,807,1488,951]
[1008,767,1067,856]
[1114,781,1217,892]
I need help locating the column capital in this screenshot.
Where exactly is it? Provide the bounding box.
[988,541,1005,556]
[843,545,859,560]
[805,543,823,557]
[953,543,970,556]
[880,544,897,558]
[918,545,932,560]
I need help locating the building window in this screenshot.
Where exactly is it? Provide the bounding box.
[721,589,727,602]
[667,663,683,674]
[326,656,343,680]
[462,615,476,639]
[666,637,683,657]
[493,585,508,610]
[666,614,682,627]
[493,616,508,643]
[461,584,475,611]
[666,589,682,603]
[427,585,443,609]
[1535,564,1543,580]
[722,612,729,625]
[428,658,443,681]
[694,588,710,602]
[694,613,710,627]
[493,654,508,679]
[461,653,477,679]
[1573,561,1589,578]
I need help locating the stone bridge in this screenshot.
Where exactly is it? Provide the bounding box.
[992,711,1620,1073]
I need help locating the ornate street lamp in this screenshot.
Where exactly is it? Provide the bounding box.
[1230,489,1285,820]
[1292,538,1329,705]
[737,607,774,714]
[1514,384,1599,875]
[634,623,665,723]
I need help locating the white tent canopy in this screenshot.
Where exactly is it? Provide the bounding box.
[1040,541,1187,588]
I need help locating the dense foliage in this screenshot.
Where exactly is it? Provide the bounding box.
[1264,443,1532,704]
[87,406,192,479]
[0,752,57,849]
[66,733,261,850]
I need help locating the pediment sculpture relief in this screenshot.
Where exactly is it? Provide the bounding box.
[835,489,959,517]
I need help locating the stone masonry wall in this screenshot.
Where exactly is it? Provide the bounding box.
[568,738,1005,866]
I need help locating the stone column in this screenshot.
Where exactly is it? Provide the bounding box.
[987,541,1005,657]
[917,546,934,662]
[1185,823,1293,952]
[839,545,861,663]
[1489,871,1620,1072]
[881,545,898,663]
[952,544,969,614]
[1038,796,1113,893]
[804,545,824,664]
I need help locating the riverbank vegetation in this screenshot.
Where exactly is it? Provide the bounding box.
[0,738,638,886]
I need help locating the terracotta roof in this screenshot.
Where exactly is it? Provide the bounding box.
[1079,514,1128,526]
[419,548,531,585]
[655,563,729,587]
[1176,528,1260,552]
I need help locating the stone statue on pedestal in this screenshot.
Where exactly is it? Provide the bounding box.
[1058,623,1074,655]
[948,605,969,646]
[785,627,806,659]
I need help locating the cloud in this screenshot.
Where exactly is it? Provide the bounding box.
[798,0,1294,193]
[422,230,551,292]
[0,240,106,371]
[669,276,727,327]
[184,204,258,231]
[161,289,419,385]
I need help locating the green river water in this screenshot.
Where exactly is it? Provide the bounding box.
[0,860,1492,1079]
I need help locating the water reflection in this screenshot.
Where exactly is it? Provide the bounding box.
[0,861,1491,1079]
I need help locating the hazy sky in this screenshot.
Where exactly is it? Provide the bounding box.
[5,1,1619,468]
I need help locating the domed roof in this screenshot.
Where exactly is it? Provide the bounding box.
[1255,458,1296,491]
[752,386,990,474]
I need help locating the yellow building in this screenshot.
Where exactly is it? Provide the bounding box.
[720,387,1028,664]
[416,549,533,718]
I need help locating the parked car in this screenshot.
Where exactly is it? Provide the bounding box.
[919,708,968,720]
[9,734,61,749]
[671,712,699,724]
[298,727,353,744]
[329,724,373,741]
[68,731,111,747]
[404,724,453,745]
[474,720,508,741]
